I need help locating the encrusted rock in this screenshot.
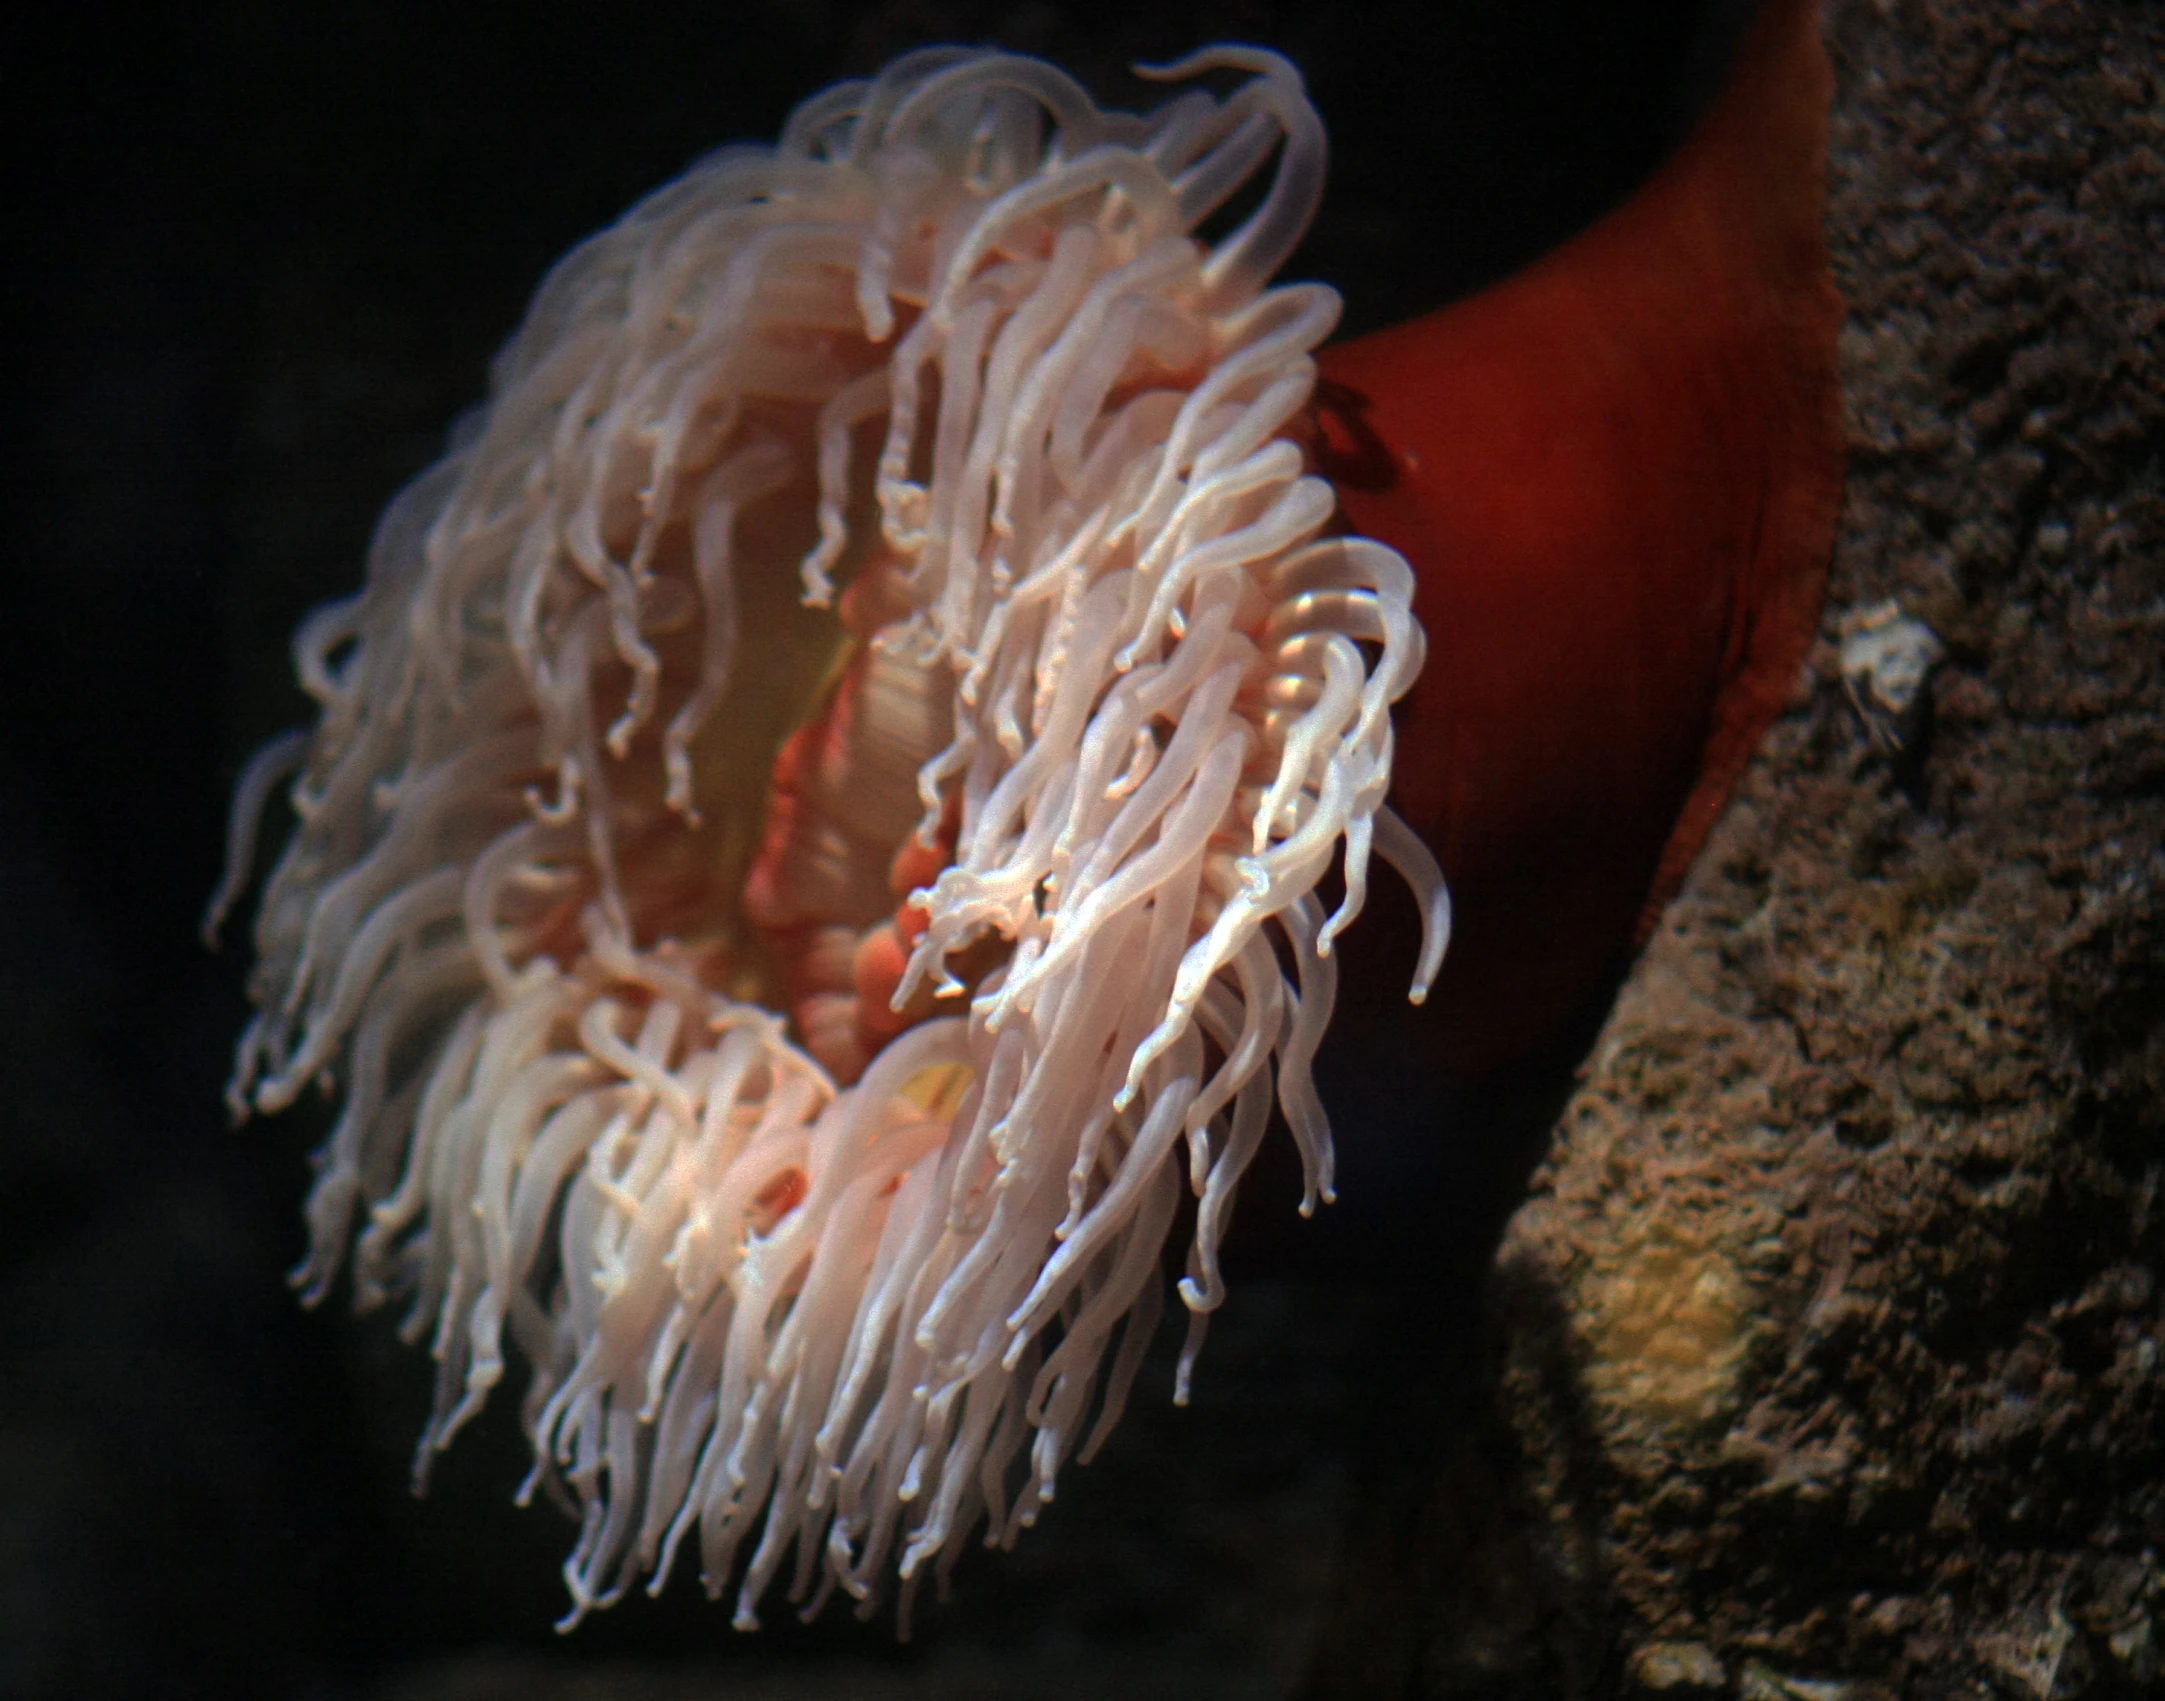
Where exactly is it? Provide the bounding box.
[1629,1640,1729,1696]
[1434,0,2165,1690]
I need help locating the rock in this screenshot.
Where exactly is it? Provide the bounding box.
[1428,0,2165,1690]
[1629,1640,1729,1696]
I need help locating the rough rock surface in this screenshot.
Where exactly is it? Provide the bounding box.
[1457,0,2165,1694]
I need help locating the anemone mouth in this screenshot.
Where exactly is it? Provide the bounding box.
[211,43,1449,1633]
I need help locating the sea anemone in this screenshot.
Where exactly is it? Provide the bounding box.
[209,46,1447,1632]
[1314,0,1843,1075]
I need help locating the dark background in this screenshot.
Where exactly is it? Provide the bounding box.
[2,3,1736,1695]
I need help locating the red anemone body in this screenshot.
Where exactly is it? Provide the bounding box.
[1315,0,1844,1076]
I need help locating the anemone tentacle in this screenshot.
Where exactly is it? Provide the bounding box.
[224,45,1445,1630]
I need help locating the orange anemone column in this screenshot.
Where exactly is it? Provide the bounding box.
[1316,0,1846,1076]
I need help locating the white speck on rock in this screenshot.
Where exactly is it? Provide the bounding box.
[1839,599,1946,752]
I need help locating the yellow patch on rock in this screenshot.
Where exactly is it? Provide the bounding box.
[1579,1225,1760,1434]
